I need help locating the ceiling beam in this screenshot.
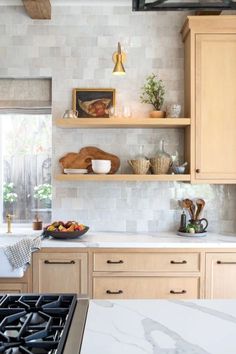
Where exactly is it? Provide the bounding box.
[22,0,51,19]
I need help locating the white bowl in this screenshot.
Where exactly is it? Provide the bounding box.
[92,160,111,174]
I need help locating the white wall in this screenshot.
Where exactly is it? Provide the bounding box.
[1,4,236,233]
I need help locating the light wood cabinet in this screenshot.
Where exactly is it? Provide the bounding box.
[93,276,199,299]
[33,252,88,295]
[7,247,236,299]
[182,16,236,183]
[92,250,202,299]
[0,283,28,294]
[206,253,236,299]
[93,252,200,272]
[0,267,32,294]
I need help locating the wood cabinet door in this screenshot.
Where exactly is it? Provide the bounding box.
[195,34,236,181]
[33,253,88,295]
[206,253,236,299]
[0,283,28,294]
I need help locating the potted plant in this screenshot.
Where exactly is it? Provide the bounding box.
[3,182,18,217]
[140,73,166,118]
[34,183,52,209]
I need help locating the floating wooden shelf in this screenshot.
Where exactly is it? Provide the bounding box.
[55,118,191,129]
[55,174,191,182]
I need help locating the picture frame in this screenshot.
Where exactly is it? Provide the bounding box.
[73,88,116,118]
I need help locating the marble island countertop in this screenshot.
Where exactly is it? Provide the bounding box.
[81,299,236,354]
[1,230,236,248]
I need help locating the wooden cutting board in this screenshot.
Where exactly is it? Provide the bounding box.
[59,146,120,174]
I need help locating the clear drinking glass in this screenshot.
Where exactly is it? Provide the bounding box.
[109,106,115,118]
[123,106,132,118]
[114,106,123,118]
[167,103,182,118]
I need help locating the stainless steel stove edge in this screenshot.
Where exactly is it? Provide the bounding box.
[63,299,89,354]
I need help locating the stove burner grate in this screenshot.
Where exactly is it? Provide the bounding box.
[0,294,77,354]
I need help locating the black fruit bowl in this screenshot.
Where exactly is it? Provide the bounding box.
[43,226,89,240]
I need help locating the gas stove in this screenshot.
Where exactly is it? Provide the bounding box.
[0,294,89,354]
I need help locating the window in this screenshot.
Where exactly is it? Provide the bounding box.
[0,114,52,225]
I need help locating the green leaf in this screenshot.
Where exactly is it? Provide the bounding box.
[140,73,165,110]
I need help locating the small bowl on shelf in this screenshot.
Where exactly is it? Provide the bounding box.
[172,165,186,174]
[92,160,111,174]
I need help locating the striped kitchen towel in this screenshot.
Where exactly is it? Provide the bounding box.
[4,236,41,270]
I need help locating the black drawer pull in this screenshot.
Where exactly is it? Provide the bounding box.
[170,260,187,264]
[217,261,236,265]
[170,290,186,294]
[44,260,75,265]
[107,260,124,264]
[106,290,123,295]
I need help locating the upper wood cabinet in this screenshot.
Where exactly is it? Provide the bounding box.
[182,16,236,183]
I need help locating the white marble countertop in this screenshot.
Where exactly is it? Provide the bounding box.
[81,299,236,354]
[40,232,236,248]
[1,230,236,248]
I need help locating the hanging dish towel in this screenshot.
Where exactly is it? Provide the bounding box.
[4,236,41,270]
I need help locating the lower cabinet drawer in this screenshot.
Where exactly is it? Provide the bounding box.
[93,276,199,299]
[93,252,200,272]
[0,283,28,294]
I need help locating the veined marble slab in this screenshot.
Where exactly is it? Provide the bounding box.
[1,231,236,248]
[81,299,236,354]
[42,232,236,248]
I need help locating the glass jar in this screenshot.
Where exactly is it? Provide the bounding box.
[135,145,146,160]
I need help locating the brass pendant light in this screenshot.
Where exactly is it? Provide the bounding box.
[112,42,126,76]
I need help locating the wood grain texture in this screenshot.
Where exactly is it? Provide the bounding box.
[55,173,191,182]
[22,0,51,19]
[59,146,120,174]
[206,253,236,299]
[93,252,200,272]
[31,248,236,299]
[55,118,191,129]
[0,283,28,293]
[182,16,236,184]
[195,34,236,181]
[93,276,200,299]
[32,252,88,295]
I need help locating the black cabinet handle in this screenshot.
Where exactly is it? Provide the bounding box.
[106,290,123,295]
[107,260,124,264]
[196,169,200,173]
[170,260,187,264]
[44,260,75,265]
[170,290,186,294]
[217,261,236,265]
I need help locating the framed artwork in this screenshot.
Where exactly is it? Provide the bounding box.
[73,88,115,118]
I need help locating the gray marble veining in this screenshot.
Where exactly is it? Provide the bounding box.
[81,299,236,354]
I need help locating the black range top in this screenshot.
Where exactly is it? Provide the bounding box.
[0,294,88,354]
